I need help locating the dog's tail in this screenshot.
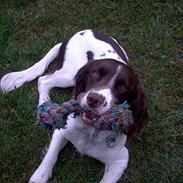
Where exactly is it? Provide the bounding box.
[0,43,62,93]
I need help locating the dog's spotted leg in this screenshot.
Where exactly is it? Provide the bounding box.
[99,147,129,183]
[29,129,68,183]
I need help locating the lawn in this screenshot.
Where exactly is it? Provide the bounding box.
[0,0,182,183]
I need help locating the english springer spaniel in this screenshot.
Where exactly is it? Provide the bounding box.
[0,29,148,183]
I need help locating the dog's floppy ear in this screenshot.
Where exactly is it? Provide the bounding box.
[74,62,91,97]
[127,78,148,137]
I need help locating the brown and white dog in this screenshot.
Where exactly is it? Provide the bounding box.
[0,29,148,183]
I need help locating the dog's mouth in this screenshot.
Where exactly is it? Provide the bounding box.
[81,111,98,126]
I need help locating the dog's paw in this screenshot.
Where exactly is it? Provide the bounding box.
[29,166,52,183]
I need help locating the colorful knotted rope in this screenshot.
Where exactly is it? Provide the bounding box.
[36,99,134,134]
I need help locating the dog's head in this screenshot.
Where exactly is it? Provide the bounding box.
[74,59,148,136]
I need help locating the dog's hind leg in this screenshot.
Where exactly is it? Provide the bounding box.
[29,129,68,183]
[0,43,62,93]
[38,70,75,105]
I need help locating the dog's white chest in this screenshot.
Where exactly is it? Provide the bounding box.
[62,114,127,162]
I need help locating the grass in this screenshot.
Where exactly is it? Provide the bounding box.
[0,0,182,182]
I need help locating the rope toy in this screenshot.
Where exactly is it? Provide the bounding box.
[36,99,134,135]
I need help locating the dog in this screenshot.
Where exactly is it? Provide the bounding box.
[0,29,148,183]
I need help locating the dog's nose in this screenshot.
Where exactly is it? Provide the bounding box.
[87,92,105,108]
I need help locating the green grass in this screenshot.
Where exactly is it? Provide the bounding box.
[0,0,182,182]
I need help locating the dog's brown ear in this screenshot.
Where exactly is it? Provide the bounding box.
[74,63,91,97]
[127,80,148,137]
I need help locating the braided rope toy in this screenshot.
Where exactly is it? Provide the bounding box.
[36,99,134,134]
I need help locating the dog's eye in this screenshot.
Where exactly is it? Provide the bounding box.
[92,70,100,79]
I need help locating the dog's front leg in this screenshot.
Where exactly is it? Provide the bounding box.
[99,147,129,183]
[29,129,68,183]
